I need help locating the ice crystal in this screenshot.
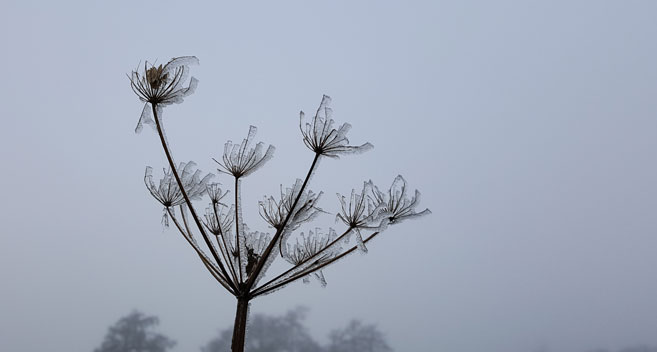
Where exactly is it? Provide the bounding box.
[313,270,327,287]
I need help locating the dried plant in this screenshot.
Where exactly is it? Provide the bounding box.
[129,56,430,352]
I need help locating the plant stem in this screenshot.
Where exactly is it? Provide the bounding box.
[213,203,240,284]
[231,296,250,352]
[152,104,236,292]
[234,177,243,284]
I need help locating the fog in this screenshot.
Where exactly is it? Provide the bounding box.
[1,1,656,351]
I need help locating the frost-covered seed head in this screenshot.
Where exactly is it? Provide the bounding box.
[129,56,199,133]
[335,181,383,229]
[300,95,373,158]
[144,161,213,208]
[145,64,168,90]
[144,167,182,208]
[372,175,431,225]
[206,183,229,205]
[284,228,339,266]
[143,162,213,227]
[203,204,234,236]
[215,126,275,178]
[259,179,323,232]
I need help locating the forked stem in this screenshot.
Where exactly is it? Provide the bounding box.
[245,153,321,289]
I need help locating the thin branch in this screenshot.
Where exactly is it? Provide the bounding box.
[212,203,240,285]
[234,177,244,284]
[167,209,236,295]
[152,104,237,292]
[253,227,354,293]
[179,206,231,284]
[179,205,227,279]
[252,231,381,297]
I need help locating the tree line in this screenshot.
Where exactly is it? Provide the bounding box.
[94,309,657,352]
[94,308,393,352]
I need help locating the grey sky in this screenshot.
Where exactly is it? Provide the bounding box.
[1,1,656,352]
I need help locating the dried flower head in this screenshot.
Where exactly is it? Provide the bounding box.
[203,204,234,237]
[259,179,323,232]
[336,181,383,229]
[206,183,229,205]
[300,95,373,158]
[283,228,339,266]
[336,181,384,253]
[129,56,199,133]
[214,126,275,178]
[144,161,213,226]
[372,175,431,225]
[283,228,339,287]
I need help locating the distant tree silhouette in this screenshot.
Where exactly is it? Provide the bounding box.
[202,307,391,352]
[587,346,657,352]
[326,320,392,352]
[94,311,175,352]
[619,347,657,352]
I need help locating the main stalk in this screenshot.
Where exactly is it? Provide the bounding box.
[231,296,250,352]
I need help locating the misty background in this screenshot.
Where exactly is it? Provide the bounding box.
[1,1,657,351]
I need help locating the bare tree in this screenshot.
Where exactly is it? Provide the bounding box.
[94,311,175,352]
[588,346,657,352]
[326,320,392,352]
[619,347,657,352]
[129,56,430,352]
[202,307,391,352]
